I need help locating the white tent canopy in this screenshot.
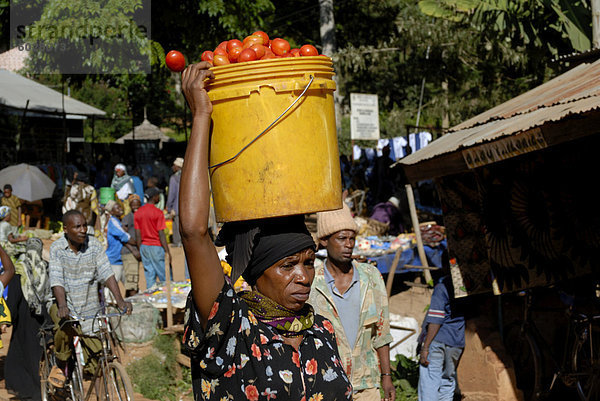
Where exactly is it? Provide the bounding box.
[0,69,106,118]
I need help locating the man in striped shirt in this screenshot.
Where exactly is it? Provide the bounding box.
[418,274,465,401]
[48,210,132,386]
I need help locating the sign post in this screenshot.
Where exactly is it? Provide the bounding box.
[350,93,380,141]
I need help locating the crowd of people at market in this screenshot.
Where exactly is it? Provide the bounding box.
[0,70,460,401]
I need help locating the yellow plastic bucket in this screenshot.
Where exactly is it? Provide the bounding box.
[207,56,342,222]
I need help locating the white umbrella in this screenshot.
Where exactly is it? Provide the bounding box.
[0,163,56,202]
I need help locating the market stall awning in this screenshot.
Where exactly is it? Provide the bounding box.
[0,69,106,118]
[396,58,600,182]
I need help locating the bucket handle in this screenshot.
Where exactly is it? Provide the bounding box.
[209,75,315,173]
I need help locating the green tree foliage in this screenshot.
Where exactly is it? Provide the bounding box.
[16,0,156,74]
[418,0,592,55]
[0,0,8,51]
[2,0,591,151]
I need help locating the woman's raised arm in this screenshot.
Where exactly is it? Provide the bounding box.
[179,62,224,328]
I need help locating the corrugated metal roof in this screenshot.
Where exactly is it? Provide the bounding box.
[0,47,28,72]
[399,58,600,167]
[0,69,105,117]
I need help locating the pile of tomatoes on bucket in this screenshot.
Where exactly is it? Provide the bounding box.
[165,31,323,72]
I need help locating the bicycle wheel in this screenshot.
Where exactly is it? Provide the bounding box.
[99,361,134,401]
[503,323,543,401]
[572,325,600,401]
[69,358,85,401]
[39,348,56,401]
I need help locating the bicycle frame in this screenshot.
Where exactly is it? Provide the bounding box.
[514,289,600,399]
[39,309,129,401]
[68,311,125,401]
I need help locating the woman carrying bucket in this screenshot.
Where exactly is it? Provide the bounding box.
[179,62,353,400]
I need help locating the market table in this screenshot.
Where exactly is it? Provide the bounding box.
[366,239,446,274]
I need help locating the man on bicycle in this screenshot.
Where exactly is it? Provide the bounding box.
[48,210,133,388]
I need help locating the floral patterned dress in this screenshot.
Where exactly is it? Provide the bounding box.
[182,282,353,401]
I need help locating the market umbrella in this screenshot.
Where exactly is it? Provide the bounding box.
[0,163,56,201]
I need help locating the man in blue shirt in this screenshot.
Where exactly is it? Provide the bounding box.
[418,272,465,401]
[105,200,135,286]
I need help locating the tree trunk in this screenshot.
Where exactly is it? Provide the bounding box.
[442,80,449,132]
[319,0,343,141]
[593,0,600,49]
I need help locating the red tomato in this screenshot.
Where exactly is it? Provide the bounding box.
[165,50,185,72]
[243,35,264,48]
[290,48,301,57]
[252,31,270,47]
[299,44,318,57]
[213,54,230,66]
[282,53,294,58]
[201,50,214,63]
[226,39,243,53]
[217,41,228,50]
[227,46,242,62]
[250,44,266,59]
[270,38,290,56]
[260,52,277,60]
[214,47,227,56]
[238,48,257,62]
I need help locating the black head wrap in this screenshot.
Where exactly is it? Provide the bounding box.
[215,215,316,286]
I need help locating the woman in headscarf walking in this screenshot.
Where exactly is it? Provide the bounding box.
[179,62,352,401]
[111,164,135,203]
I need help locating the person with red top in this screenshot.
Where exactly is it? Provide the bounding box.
[134,187,172,288]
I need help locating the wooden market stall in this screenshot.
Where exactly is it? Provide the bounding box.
[393,57,600,400]
[396,58,600,298]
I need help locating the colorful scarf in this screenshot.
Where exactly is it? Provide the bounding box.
[111,164,131,191]
[240,290,314,338]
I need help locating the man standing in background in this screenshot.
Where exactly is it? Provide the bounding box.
[418,270,465,401]
[135,187,171,288]
[310,203,395,401]
[121,195,141,296]
[104,200,136,287]
[166,157,183,247]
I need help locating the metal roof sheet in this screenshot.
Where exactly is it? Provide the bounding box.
[0,69,106,117]
[398,58,600,167]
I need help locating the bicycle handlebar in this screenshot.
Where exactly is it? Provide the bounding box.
[69,309,128,322]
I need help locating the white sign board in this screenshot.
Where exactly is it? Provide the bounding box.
[350,93,380,140]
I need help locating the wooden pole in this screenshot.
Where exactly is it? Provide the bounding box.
[593,0,600,49]
[385,247,402,297]
[405,184,433,285]
[165,262,173,328]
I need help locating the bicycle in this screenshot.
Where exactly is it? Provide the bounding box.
[502,287,600,401]
[39,309,134,401]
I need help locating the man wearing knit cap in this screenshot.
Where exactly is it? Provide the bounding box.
[309,203,395,401]
[166,157,184,247]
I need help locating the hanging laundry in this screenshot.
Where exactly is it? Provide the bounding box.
[391,137,408,159]
[408,131,433,153]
